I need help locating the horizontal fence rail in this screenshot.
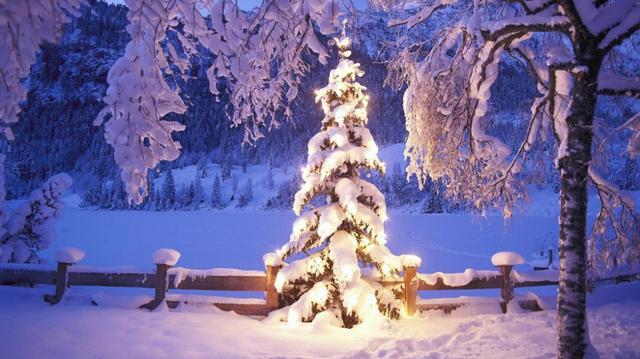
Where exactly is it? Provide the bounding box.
[0,249,637,317]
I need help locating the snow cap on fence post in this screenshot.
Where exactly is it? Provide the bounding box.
[153,248,181,266]
[491,251,525,266]
[491,251,523,314]
[55,247,85,264]
[263,252,284,267]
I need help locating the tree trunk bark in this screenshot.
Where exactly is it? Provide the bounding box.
[556,57,600,359]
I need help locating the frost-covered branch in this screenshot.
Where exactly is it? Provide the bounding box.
[588,166,640,278]
[0,0,84,139]
[98,0,346,203]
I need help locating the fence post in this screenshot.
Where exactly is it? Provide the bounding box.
[498,265,514,314]
[404,266,418,316]
[44,262,70,305]
[44,247,85,305]
[265,264,282,309]
[140,263,171,310]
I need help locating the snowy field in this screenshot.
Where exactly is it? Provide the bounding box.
[0,191,637,358]
[1,281,639,358]
[2,146,638,358]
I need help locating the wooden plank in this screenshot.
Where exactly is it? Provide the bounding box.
[0,268,56,285]
[514,280,558,288]
[417,302,465,314]
[171,275,266,291]
[418,275,504,290]
[68,272,156,288]
[418,299,543,314]
[165,300,271,316]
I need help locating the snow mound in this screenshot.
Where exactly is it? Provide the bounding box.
[55,247,85,264]
[311,310,342,333]
[152,248,181,266]
[491,251,525,266]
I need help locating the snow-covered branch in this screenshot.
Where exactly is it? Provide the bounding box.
[0,0,84,139]
[597,73,640,97]
[588,166,640,277]
[98,0,346,203]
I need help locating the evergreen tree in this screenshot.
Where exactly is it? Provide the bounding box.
[0,173,72,263]
[210,174,224,209]
[112,176,127,210]
[264,166,275,190]
[221,155,233,181]
[237,178,253,208]
[422,180,444,214]
[146,174,156,210]
[264,32,419,327]
[161,170,176,210]
[183,182,195,210]
[193,174,204,209]
[230,174,239,202]
[196,156,208,178]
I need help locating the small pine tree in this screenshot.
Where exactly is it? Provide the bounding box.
[112,177,127,210]
[176,184,187,210]
[237,178,253,208]
[230,174,239,202]
[221,155,233,181]
[161,170,176,210]
[146,174,156,210]
[197,156,208,178]
[264,166,275,190]
[211,174,224,209]
[193,174,204,209]
[423,180,444,214]
[0,173,72,263]
[264,31,419,327]
[183,182,196,210]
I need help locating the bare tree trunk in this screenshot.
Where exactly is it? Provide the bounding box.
[557,53,600,359]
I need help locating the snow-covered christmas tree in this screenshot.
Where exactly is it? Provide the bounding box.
[264,23,420,328]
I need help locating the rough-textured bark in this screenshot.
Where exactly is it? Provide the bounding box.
[557,46,601,359]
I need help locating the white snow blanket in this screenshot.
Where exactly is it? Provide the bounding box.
[491,251,525,266]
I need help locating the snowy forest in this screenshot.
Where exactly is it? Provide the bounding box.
[0,0,639,358]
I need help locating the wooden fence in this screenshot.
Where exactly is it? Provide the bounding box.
[1,250,637,316]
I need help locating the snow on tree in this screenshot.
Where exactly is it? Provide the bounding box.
[264,25,420,328]
[0,0,83,139]
[221,155,233,181]
[193,174,205,209]
[423,180,443,214]
[380,0,640,356]
[183,182,195,210]
[161,170,176,210]
[95,0,348,204]
[264,166,275,190]
[237,178,253,208]
[0,173,72,263]
[197,157,208,178]
[210,174,224,209]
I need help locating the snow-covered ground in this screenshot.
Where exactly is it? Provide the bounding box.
[2,143,638,358]
[1,282,639,358]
